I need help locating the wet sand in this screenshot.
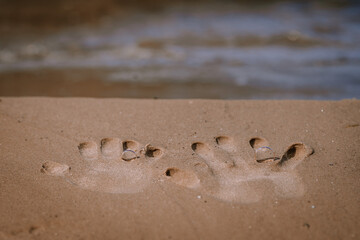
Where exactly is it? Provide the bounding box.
[0,97,359,239]
[0,69,331,99]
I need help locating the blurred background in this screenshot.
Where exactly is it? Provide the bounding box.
[0,0,359,99]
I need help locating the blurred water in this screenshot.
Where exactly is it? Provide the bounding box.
[1,2,360,99]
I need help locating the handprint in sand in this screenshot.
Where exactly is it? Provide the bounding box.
[41,138,163,194]
[165,136,314,203]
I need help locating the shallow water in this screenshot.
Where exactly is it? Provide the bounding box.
[0,2,360,99]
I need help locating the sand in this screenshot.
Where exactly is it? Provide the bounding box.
[0,69,331,99]
[0,97,359,239]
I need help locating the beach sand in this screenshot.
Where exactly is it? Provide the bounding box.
[0,97,359,239]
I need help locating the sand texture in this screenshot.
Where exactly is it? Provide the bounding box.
[0,98,359,239]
